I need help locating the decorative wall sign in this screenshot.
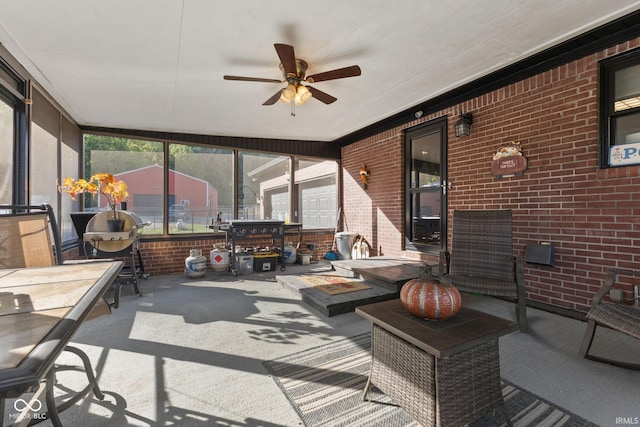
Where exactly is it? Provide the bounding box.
[491,141,527,178]
[609,142,640,166]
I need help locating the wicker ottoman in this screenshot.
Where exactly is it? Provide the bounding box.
[356,300,515,427]
[364,325,507,426]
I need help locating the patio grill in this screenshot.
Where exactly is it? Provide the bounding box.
[83,210,149,296]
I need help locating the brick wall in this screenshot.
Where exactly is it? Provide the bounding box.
[342,129,407,257]
[67,232,337,276]
[342,38,640,313]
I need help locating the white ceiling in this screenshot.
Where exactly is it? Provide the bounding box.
[1,1,639,142]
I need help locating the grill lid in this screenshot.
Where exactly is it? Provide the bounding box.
[85,210,146,252]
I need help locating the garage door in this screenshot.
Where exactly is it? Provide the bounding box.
[301,181,336,228]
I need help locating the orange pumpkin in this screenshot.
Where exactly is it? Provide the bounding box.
[400,276,461,320]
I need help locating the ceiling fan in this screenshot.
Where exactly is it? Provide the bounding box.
[223,43,361,116]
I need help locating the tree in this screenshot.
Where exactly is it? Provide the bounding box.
[84,134,198,175]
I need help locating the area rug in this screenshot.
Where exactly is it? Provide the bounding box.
[263,333,599,427]
[297,275,371,295]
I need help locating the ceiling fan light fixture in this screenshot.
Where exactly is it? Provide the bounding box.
[279,83,297,103]
[297,85,312,104]
[224,43,361,113]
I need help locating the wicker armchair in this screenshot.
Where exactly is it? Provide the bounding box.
[439,209,528,333]
[579,268,640,369]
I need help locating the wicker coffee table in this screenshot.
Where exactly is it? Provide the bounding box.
[356,299,517,427]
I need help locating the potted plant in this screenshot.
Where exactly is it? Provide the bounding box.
[59,173,129,231]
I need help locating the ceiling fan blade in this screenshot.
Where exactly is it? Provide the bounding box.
[224,75,282,83]
[307,86,337,104]
[306,65,361,83]
[274,43,297,76]
[263,89,284,105]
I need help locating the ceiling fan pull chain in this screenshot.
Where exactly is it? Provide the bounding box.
[290,99,295,117]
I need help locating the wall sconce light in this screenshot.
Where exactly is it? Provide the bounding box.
[359,165,370,189]
[454,113,473,137]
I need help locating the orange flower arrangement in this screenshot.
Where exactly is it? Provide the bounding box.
[58,173,129,220]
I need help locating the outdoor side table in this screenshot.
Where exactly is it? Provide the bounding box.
[356,299,517,427]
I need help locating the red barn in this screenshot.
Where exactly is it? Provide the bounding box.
[114,165,218,219]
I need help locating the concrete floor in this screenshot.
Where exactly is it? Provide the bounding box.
[4,260,640,426]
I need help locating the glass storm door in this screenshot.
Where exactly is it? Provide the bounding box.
[405,120,447,253]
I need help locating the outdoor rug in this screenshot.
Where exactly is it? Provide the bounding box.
[263,333,599,427]
[297,275,372,295]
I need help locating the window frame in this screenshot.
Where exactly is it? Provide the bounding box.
[0,93,17,205]
[599,47,640,168]
[0,58,27,205]
[294,157,339,229]
[82,133,340,237]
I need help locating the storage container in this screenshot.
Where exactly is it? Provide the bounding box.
[335,231,357,260]
[254,252,278,272]
[235,254,254,275]
[299,254,311,265]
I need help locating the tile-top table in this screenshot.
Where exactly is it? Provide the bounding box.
[356,299,517,427]
[0,261,123,426]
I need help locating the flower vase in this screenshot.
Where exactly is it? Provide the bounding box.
[107,218,125,232]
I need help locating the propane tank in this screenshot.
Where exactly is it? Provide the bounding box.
[210,244,230,272]
[283,242,297,265]
[185,249,207,278]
